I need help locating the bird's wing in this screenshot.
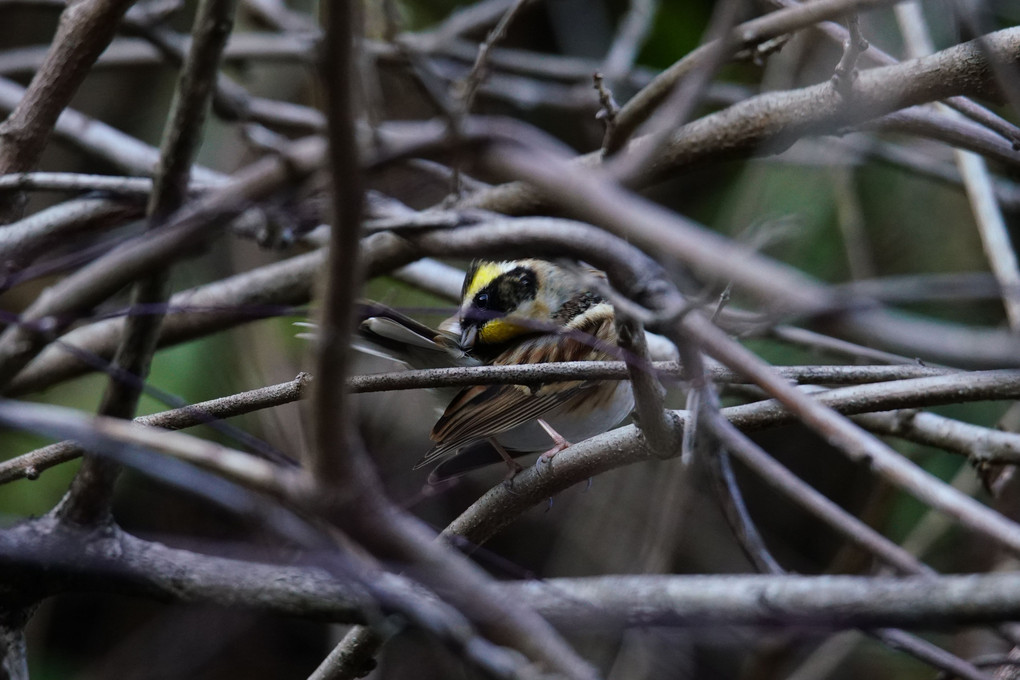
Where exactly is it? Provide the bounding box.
[417,325,609,467]
[416,379,587,468]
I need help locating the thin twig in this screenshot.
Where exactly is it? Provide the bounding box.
[593,72,620,156]
[601,0,659,84]
[831,13,869,95]
[346,362,957,392]
[0,374,311,484]
[0,172,171,196]
[455,0,533,116]
[606,0,744,178]
[448,0,533,196]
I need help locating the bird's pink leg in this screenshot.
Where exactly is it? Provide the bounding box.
[488,438,524,480]
[537,419,572,462]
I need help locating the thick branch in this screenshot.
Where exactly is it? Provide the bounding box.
[0,0,136,180]
[461,27,1020,216]
[8,522,1020,631]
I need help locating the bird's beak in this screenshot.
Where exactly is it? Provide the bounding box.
[460,324,478,350]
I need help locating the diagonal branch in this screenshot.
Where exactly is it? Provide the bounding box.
[311,5,599,679]
[0,0,137,220]
[461,27,1020,216]
[56,0,239,528]
[0,136,326,391]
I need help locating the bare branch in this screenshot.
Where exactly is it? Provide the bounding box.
[602,0,659,83]
[310,0,367,483]
[463,28,1020,216]
[11,521,1020,632]
[831,13,869,94]
[854,410,1020,466]
[455,0,533,116]
[609,0,902,148]
[0,0,136,219]
[56,0,240,528]
[0,373,310,484]
[313,6,598,678]
[7,247,326,396]
[0,136,325,391]
[681,313,1020,560]
[0,76,224,181]
[346,362,955,393]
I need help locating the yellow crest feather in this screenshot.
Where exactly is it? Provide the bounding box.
[464,262,507,300]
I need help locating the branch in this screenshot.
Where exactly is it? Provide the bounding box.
[311,0,366,483]
[9,523,1020,631]
[345,362,954,392]
[0,0,136,219]
[0,374,310,484]
[608,0,900,148]
[513,573,1020,630]
[0,136,325,391]
[680,312,1020,561]
[7,247,326,396]
[0,76,224,182]
[462,28,1020,216]
[56,0,240,528]
[467,145,1020,368]
[601,0,659,83]
[312,6,598,678]
[0,197,143,268]
[854,410,1020,465]
[4,214,1016,397]
[0,518,531,679]
[440,372,1020,549]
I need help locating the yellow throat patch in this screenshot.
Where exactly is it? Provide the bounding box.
[478,318,528,344]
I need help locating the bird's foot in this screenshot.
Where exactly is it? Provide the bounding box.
[537,419,572,462]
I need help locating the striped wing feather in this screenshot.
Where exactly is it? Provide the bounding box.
[418,381,586,467]
[419,314,617,467]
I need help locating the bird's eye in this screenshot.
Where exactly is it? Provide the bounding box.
[475,293,489,309]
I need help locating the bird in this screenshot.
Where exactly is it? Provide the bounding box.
[357,259,668,481]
